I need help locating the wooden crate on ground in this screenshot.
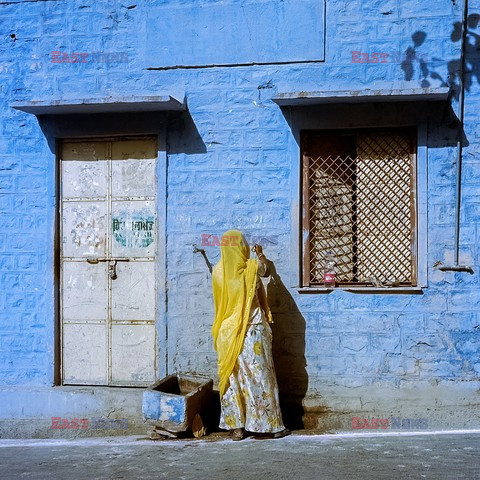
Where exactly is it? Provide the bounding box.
[142,374,213,436]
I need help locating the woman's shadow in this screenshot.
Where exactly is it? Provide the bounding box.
[266,261,308,430]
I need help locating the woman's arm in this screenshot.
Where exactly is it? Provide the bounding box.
[253,244,270,277]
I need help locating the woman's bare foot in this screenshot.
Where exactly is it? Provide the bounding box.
[231,428,247,441]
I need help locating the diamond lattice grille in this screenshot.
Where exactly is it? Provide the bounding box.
[304,131,415,286]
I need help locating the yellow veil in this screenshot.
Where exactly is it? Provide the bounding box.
[211,229,265,397]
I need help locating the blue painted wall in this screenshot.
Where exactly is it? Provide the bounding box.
[1,0,479,428]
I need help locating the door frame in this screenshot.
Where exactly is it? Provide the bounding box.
[55,133,167,386]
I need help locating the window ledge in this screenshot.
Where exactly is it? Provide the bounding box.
[298,287,424,294]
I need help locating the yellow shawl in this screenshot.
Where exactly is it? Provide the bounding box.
[211,229,272,397]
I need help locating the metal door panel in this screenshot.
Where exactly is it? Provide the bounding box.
[62,202,107,258]
[112,159,156,198]
[62,160,108,199]
[111,324,156,384]
[111,138,156,198]
[62,141,109,161]
[111,139,157,161]
[63,262,107,322]
[111,262,155,321]
[111,200,156,258]
[63,323,107,384]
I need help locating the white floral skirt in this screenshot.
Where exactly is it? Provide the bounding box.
[219,307,285,433]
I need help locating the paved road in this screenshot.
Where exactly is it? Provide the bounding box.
[0,431,479,479]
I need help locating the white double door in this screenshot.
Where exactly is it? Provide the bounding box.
[60,137,157,386]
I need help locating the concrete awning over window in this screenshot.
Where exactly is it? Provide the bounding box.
[272,87,451,106]
[11,95,186,115]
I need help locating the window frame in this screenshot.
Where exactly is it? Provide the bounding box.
[290,124,428,294]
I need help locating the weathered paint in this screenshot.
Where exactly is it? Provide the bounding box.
[112,212,155,249]
[0,0,479,434]
[142,375,213,432]
[143,392,185,424]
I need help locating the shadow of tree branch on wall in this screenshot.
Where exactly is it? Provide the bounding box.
[401,14,480,99]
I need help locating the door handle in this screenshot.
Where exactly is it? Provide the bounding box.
[86,258,107,264]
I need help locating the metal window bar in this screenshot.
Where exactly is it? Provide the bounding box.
[302,130,416,287]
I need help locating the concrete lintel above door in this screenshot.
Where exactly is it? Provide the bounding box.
[11,95,186,115]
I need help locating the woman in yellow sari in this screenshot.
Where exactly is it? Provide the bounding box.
[212,229,289,440]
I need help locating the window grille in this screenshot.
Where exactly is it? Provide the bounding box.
[302,129,417,287]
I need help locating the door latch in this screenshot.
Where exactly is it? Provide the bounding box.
[86,258,130,280]
[108,260,118,280]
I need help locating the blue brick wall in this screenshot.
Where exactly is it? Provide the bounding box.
[0,0,479,422]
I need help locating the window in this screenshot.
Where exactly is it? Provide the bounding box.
[301,128,417,287]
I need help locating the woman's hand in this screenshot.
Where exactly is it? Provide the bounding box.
[253,244,270,277]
